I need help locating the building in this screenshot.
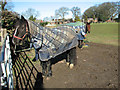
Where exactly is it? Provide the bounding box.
[87,18,98,23]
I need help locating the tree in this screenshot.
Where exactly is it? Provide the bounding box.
[22,8,39,20]
[83,6,97,19]
[71,6,81,21]
[109,2,119,19]
[55,7,69,21]
[0,0,7,11]
[0,0,14,12]
[97,2,118,21]
[84,15,88,22]
[82,2,118,22]
[40,22,48,27]
[74,16,80,22]
[1,0,16,31]
[93,14,96,21]
[43,17,50,22]
[29,15,36,21]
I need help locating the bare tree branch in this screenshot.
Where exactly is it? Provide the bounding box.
[0,0,14,12]
[22,8,40,20]
[55,7,69,21]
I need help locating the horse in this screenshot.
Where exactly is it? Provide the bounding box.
[77,22,90,48]
[64,22,91,48]
[12,15,78,78]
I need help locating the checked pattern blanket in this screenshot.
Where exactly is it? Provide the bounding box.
[28,21,78,61]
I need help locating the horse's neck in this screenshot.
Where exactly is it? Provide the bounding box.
[27,20,32,34]
[28,21,38,36]
[28,20,44,38]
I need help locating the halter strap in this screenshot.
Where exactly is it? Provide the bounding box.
[13,24,28,40]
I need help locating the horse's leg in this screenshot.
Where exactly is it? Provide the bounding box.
[78,40,81,48]
[41,60,52,78]
[41,61,47,77]
[81,40,84,48]
[66,51,70,66]
[46,60,52,77]
[69,47,76,69]
[32,49,39,61]
[78,40,83,48]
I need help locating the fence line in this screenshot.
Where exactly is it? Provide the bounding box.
[0,34,14,89]
[1,28,6,44]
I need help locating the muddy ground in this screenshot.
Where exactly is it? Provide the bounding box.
[12,42,118,89]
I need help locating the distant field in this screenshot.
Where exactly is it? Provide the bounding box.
[87,23,119,46]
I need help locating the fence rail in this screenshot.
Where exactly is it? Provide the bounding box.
[0,34,13,89]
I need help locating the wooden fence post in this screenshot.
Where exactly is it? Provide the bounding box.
[1,28,7,45]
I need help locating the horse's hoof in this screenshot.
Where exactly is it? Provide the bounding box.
[58,60,65,63]
[42,75,45,78]
[46,77,50,80]
[66,62,69,66]
[70,64,74,69]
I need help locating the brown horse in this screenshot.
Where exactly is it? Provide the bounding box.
[86,22,91,33]
[65,22,91,48]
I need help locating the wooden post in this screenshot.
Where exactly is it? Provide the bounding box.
[1,28,7,45]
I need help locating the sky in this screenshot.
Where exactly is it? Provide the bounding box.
[10,0,119,20]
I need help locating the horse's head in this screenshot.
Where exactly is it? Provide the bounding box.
[12,15,29,46]
[85,22,91,33]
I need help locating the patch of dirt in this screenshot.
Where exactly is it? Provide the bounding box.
[12,42,118,88]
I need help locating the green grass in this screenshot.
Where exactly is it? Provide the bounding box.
[87,23,119,46]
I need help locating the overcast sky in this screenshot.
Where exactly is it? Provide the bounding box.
[11,0,119,20]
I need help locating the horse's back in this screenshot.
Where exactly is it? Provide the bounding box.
[28,21,78,61]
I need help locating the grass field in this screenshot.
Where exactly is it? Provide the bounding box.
[86,23,119,46]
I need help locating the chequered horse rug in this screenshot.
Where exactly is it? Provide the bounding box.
[28,21,78,61]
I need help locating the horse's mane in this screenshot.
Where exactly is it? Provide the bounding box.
[27,20,43,38]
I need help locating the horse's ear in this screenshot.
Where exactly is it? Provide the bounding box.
[21,15,26,21]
